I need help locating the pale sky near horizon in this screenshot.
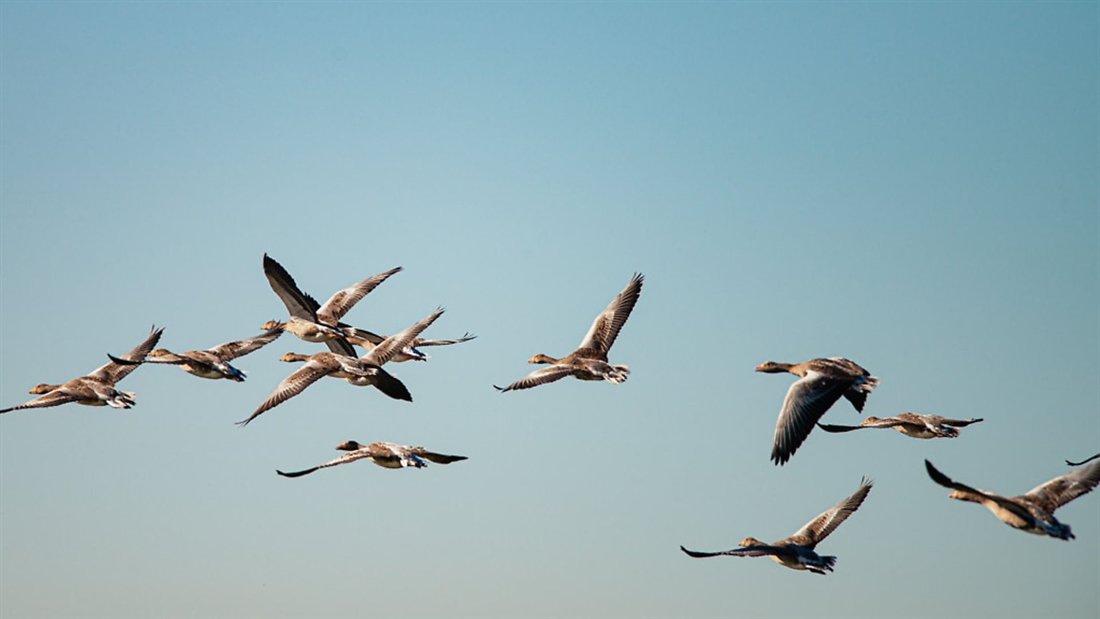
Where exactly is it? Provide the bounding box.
[1,2,1098,618]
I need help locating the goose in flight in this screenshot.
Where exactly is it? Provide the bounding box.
[1,326,163,414]
[755,357,879,465]
[924,458,1100,540]
[680,477,873,575]
[238,307,444,426]
[261,253,401,357]
[108,327,282,382]
[817,412,982,439]
[495,273,643,392]
[277,440,467,477]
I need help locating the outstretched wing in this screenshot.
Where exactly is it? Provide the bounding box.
[94,326,165,383]
[237,362,328,427]
[494,365,573,393]
[1022,458,1100,513]
[316,266,403,324]
[360,307,444,367]
[277,450,373,478]
[209,327,284,360]
[791,477,873,546]
[410,448,468,465]
[576,273,644,356]
[263,254,320,321]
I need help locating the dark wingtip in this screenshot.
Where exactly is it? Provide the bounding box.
[108,353,142,365]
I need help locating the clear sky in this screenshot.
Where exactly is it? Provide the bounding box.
[1,2,1097,618]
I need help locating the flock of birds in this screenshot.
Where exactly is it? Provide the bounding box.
[3,254,1099,576]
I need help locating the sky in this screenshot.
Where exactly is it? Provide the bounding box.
[0,2,1097,618]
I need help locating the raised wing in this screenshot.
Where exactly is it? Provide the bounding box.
[94,326,164,383]
[360,307,444,367]
[1022,458,1100,513]
[315,266,402,324]
[791,477,873,547]
[576,273,643,356]
[263,254,320,321]
[209,327,283,360]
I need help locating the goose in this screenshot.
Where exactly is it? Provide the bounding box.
[261,253,401,357]
[1,326,163,414]
[680,477,873,575]
[108,327,282,382]
[495,272,643,392]
[237,307,444,426]
[755,358,879,465]
[277,440,467,477]
[817,412,982,439]
[924,458,1100,540]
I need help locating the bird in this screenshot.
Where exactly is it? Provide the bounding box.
[107,327,282,382]
[1,326,163,414]
[755,357,879,465]
[261,253,401,357]
[924,458,1100,540]
[1065,453,1100,467]
[277,440,467,477]
[816,412,982,439]
[680,477,873,575]
[495,272,643,392]
[237,307,445,426]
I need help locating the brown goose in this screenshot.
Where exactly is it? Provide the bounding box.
[681,478,873,575]
[238,307,445,426]
[495,273,643,392]
[109,327,282,382]
[756,357,879,465]
[817,412,982,439]
[277,440,467,477]
[1,326,163,414]
[261,253,401,357]
[925,458,1100,540]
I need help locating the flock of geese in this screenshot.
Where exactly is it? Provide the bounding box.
[2,254,1099,576]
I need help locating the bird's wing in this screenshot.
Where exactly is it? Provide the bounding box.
[791,477,873,546]
[494,365,574,393]
[771,372,852,465]
[1022,458,1100,513]
[94,326,164,383]
[576,273,644,355]
[237,362,328,426]
[316,266,402,324]
[209,327,284,360]
[360,307,444,367]
[263,254,321,321]
[277,450,373,478]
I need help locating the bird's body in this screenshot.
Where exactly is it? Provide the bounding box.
[118,327,282,382]
[817,412,982,439]
[277,440,467,477]
[756,357,879,465]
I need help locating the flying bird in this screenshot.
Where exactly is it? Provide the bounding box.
[817,412,982,439]
[238,307,445,426]
[108,327,282,382]
[755,357,879,465]
[680,477,873,575]
[1,326,163,414]
[261,253,401,357]
[277,440,467,477]
[495,272,643,392]
[924,458,1100,540]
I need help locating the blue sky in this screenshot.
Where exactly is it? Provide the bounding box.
[1,2,1097,617]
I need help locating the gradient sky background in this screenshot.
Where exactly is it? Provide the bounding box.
[1,2,1098,618]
